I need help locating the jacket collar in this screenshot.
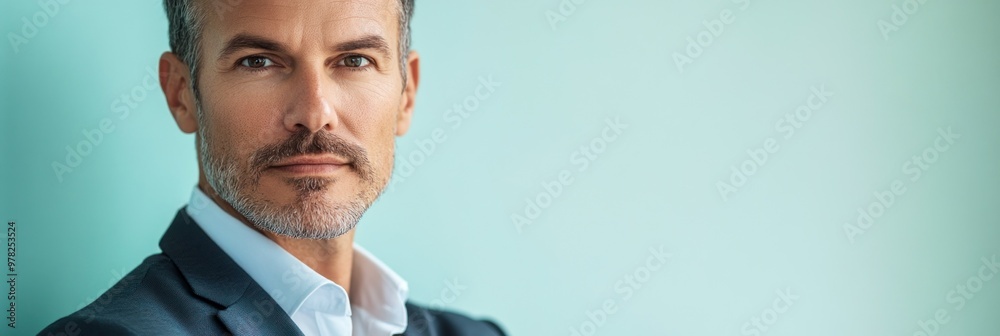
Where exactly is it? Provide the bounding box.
[159,208,304,335]
[158,208,434,336]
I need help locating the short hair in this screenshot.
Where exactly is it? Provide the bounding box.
[164,0,415,95]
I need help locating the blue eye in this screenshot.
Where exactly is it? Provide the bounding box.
[240,56,274,69]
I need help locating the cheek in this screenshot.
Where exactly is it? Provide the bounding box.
[371,114,401,180]
[338,86,401,151]
[201,92,280,160]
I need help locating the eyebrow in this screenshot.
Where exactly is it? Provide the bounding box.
[218,34,287,61]
[332,35,393,60]
[217,33,394,61]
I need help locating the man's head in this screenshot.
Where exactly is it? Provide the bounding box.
[157,0,419,239]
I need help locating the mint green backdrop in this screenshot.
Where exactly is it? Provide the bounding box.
[3,0,999,335]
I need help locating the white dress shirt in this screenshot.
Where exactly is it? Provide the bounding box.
[185,187,409,335]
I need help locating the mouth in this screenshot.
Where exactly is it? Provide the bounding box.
[268,155,350,175]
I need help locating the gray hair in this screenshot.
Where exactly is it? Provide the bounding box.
[164,0,415,96]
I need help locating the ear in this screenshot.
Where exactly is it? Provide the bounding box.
[395,50,420,136]
[159,52,199,134]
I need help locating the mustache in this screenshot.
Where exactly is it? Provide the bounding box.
[251,130,373,180]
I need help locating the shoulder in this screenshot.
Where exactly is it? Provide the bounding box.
[38,254,207,335]
[405,302,507,336]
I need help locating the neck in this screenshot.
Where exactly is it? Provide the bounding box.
[197,177,355,294]
[264,230,355,294]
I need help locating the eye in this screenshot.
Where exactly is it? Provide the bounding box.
[339,55,371,69]
[239,56,274,69]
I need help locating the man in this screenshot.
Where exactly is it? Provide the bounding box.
[39,0,505,335]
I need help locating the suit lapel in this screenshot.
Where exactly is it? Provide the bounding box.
[218,284,303,336]
[398,302,433,336]
[160,209,303,336]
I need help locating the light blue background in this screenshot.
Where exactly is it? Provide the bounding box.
[2,0,999,335]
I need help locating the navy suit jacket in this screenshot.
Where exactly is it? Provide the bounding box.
[39,209,505,336]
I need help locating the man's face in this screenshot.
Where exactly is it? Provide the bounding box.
[190,0,412,239]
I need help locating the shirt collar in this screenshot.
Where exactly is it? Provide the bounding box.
[185,186,409,332]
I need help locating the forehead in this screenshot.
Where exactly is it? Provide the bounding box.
[199,0,400,50]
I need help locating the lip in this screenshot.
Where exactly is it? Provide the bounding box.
[269,155,350,175]
[272,155,350,167]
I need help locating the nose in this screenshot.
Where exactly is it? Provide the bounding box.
[283,65,338,133]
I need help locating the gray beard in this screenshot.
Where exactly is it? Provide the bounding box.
[196,109,382,240]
